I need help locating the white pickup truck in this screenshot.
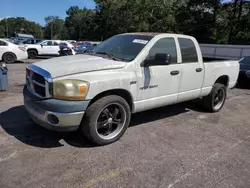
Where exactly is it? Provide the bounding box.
[23,40,75,59]
[23,33,239,145]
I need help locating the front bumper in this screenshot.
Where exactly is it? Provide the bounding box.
[23,86,90,132]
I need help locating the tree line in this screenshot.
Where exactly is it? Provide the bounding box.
[0,0,249,44]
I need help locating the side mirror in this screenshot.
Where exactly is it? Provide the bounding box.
[40,44,43,48]
[142,53,171,67]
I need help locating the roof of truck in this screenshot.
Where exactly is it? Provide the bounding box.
[121,32,162,36]
[119,32,195,40]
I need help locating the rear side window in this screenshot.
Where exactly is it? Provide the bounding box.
[178,38,198,63]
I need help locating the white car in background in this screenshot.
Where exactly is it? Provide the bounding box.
[0,39,28,63]
[23,40,75,59]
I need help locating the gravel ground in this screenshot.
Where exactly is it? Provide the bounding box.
[0,62,250,188]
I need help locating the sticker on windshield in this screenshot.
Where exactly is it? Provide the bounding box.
[132,39,149,44]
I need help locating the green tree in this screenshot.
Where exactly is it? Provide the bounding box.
[44,16,65,39]
[65,6,95,40]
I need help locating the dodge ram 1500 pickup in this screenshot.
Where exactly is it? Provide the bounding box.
[23,33,239,145]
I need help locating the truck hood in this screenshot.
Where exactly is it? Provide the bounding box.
[33,55,126,78]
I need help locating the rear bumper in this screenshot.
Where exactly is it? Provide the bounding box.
[23,86,90,132]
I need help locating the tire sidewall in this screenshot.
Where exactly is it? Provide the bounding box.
[211,84,226,112]
[3,53,16,64]
[83,95,131,145]
[28,50,37,59]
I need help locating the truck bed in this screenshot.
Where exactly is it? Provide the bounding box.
[203,57,231,62]
[202,59,239,91]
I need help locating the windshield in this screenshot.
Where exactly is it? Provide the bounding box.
[93,34,153,62]
[240,56,250,64]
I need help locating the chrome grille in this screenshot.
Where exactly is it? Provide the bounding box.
[26,64,52,99]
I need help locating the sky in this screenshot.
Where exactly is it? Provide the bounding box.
[0,0,96,26]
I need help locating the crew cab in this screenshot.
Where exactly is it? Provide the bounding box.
[23,33,239,145]
[0,39,28,63]
[23,40,74,59]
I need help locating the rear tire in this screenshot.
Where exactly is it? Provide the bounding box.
[28,50,38,59]
[202,83,226,112]
[82,95,131,145]
[2,53,16,64]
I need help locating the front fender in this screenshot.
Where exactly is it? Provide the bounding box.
[53,69,138,101]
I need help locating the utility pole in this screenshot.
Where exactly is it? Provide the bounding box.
[5,19,8,38]
[50,22,53,39]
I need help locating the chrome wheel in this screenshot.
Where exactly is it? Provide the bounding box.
[96,103,126,140]
[213,88,225,110]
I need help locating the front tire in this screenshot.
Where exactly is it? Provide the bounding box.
[2,53,16,64]
[202,83,227,112]
[82,95,131,145]
[28,50,38,59]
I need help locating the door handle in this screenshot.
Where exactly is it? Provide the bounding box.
[170,70,179,76]
[196,68,203,72]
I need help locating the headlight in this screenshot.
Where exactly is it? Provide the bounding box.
[53,79,89,100]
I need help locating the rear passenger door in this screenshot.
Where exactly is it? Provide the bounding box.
[177,38,204,103]
[51,41,60,55]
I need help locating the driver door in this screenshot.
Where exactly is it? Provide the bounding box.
[135,37,182,112]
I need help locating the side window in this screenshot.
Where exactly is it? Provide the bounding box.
[42,41,53,46]
[54,42,59,46]
[178,38,198,63]
[0,41,7,46]
[147,38,177,64]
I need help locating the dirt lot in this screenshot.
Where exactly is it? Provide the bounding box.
[0,62,250,188]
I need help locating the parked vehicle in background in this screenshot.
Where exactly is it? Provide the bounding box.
[67,40,77,45]
[15,39,43,45]
[238,56,250,83]
[59,42,76,56]
[73,41,90,49]
[23,40,74,58]
[0,39,28,63]
[75,43,96,54]
[11,33,34,45]
[23,33,239,145]
[23,39,43,45]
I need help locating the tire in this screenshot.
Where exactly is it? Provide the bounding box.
[202,83,227,112]
[82,95,131,145]
[2,53,16,64]
[28,50,38,59]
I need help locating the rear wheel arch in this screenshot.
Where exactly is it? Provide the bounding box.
[214,75,229,88]
[27,48,38,58]
[27,48,38,53]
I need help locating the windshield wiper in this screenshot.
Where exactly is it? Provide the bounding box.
[95,51,124,61]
